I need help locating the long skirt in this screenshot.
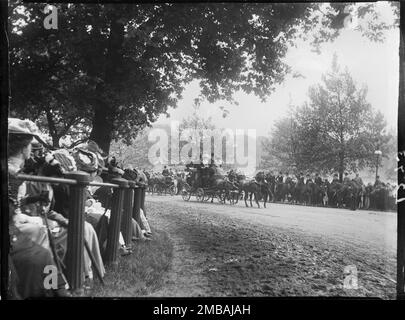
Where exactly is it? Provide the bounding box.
[10,236,58,299]
[49,222,105,280]
[139,209,151,234]
[132,218,146,240]
[83,221,105,279]
[16,222,50,251]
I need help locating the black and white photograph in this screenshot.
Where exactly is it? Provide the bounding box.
[1,0,404,304]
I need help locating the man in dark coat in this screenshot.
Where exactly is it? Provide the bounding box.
[314,173,323,186]
[353,172,364,187]
[298,172,305,185]
[343,172,351,184]
[331,173,340,184]
[162,166,170,176]
[276,172,284,184]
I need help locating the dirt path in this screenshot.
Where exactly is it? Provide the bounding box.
[145,195,396,298]
[147,210,210,297]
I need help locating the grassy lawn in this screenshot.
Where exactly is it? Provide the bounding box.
[91,227,173,297]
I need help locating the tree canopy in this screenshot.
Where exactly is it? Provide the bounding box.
[9,2,398,153]
[262,55,392,180]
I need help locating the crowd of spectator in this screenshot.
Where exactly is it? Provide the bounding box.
[7,118,152,299]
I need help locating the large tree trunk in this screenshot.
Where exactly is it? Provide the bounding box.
[89,101,114,155]
[45,108,60,148]
[338,152,345,183]
[89,13,125,155]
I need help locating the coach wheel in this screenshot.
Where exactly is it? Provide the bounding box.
[181,189,191,201]
[227,191,235,205]
[169,185,176,196]
[156,185,163,195]
[203,193,211,202]
[217,192,226,204]
[196,188,205,202]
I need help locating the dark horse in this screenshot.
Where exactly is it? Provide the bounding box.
[255,171,273,206]
[207,166,239,203]
[341,181,363,210]
[292,179,305,204]
[328,181,345,208]
[233,173,263,208]
[275,179,295,203]
[308,182,328,206]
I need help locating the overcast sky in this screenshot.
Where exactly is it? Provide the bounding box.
[155,2,399,137]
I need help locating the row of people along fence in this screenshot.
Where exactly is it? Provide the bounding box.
[13,171,147,294]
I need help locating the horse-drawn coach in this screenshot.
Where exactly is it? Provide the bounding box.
[181,163,238,204]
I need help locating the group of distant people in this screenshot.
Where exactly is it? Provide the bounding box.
[7,117,153,299]
[256,170,396,211]
[267,170,389,189]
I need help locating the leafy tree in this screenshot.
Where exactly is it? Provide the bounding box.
[9,2,398,152]
[264,55,392,180]
[109,129,152,169]
[260,114,302,173]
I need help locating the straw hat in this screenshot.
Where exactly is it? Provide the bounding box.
[8,118,49,147]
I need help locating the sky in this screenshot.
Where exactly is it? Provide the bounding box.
[154,2,399,138]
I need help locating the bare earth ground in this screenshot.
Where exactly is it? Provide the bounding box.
[145,195,396,299]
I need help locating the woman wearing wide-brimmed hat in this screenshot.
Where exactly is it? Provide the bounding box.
[7,118,69,298]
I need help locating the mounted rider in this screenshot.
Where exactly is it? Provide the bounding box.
[343,172,351,184]
[162,166,170,177]
[314,173,323,186]
[298,172,305,185]
[276,171,284,184]
[284,172,293,184]
[331,173,340,184]
[353,172,364,187]
[267,171,276,187]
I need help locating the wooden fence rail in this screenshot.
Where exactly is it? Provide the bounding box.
[16,171,145,293]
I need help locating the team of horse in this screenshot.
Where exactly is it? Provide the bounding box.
[144,168,392,211]
[237,171,366,210]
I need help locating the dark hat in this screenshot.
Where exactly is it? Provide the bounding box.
[109,166,124,176]
[72,149,98,173]
[31,142,43,151]
[75,141,107,170]
[122,168,138,181]
[9,118,39,135]
[53,149,77,173]
[86,140,107,157]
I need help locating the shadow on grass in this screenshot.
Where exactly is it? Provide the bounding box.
[91,227,173,297]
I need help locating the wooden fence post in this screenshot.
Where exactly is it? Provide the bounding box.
[105,177,128,267]
[121,181,136,246]
[64,171,91,294]
[133,185,142,226]
[140,184,146,216]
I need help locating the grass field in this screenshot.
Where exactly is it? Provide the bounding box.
[91,227,173,297]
